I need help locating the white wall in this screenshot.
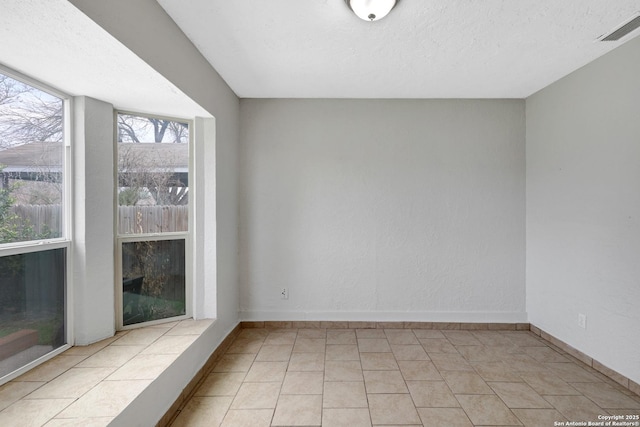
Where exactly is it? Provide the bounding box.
[194,117,218,318]
[67,1,240,424]
[73,96,115,345]
[68,0,240,332]
[240,99,526,322]
[526,35,640,384]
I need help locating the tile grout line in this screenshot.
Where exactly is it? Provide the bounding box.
[11,331,136,424]
[2,327,152,425]
[206,323,640,427]
[160,322,242,426]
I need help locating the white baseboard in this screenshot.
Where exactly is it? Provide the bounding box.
[239,310,527,323]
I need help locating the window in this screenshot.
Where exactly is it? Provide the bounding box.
[0,67,70,381]
[116,112,191,328]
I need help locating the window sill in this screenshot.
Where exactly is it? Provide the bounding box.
[0,318,223,426]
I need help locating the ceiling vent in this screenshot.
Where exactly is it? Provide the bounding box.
[600,13,640,41]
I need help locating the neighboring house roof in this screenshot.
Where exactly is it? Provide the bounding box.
[118,141,189,172]
[0,141,189,174]
[0,142,63,173]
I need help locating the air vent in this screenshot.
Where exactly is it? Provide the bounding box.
[600,14,640,41]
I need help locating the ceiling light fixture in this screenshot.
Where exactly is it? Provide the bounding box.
[344,0,398,22]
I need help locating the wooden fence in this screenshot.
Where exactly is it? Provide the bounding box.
[9,205,188,235]
[118,206,188,234]
[10,205,61,237]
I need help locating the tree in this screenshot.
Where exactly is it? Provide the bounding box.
[0,75,21,105]
[0,166,16,241]
[116,112,189,209]
[0,74,64,243]
[0,166,51,243]
[2,73,187,146]
[1,74,64,207]
[1,71,189,241]
[0,75,63,148]
[117,142,188,206]
[117,113,188,143]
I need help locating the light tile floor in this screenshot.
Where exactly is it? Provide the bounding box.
[0,318,214,427]
[172,328,640,427]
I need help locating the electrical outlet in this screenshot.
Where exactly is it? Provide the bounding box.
[280,288,289,300]
[578,313,587,329]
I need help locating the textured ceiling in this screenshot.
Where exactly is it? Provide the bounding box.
[0,0,209,118]
[157,0,640,98]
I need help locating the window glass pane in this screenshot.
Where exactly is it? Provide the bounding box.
[122,239,185,326]
[0,73,64,244]
[117,113,189,234]
[0,248,66,378]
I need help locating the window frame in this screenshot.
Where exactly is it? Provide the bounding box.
[0,63,73,384]
[113,110,193,330]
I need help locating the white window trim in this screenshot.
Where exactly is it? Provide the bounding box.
[0,63,73,385]
[114,111,194,330]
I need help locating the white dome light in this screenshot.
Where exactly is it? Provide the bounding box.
[345,0,398,22]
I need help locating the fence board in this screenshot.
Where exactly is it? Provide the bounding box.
[117,206,188,234]
[10,205,188,236]
[11,205,61,237]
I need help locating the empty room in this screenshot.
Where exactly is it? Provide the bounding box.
[0,0,639,426]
